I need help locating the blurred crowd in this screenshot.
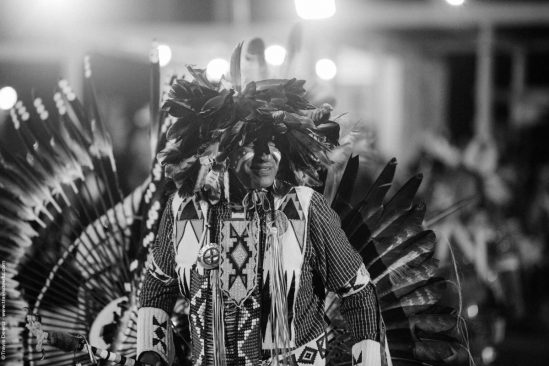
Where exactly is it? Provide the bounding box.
[410,103,549,364]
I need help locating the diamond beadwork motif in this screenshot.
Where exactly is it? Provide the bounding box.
[152,316,168,353]
[297,346,318,364]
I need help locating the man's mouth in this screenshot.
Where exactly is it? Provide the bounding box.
[251,165,273,175]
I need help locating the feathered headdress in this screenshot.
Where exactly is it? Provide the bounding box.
[158,42,339,197]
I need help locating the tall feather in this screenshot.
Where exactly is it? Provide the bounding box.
[330,155,359,219]
[229,42,243,93]
[149,42,161,159]
[281,23,303,78]
[341,158,397,237]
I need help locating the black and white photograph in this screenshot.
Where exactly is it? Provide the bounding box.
[1,1,549,365]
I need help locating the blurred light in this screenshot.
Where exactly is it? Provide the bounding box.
[315,59,337,80]
[481,346,496,364]
[446,0,466,6]
[295,0,336,20]
[338,49,376,85]
[50,0,71,5]
[0,86,17,111]
[206,58,229,83]
[158,44,172,67]
[37,0,77,21]
[43,0,72,10]
[265,45,287,66]
[466,304,479,318]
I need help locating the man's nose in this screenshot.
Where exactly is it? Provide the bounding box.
[252,140,270,159]
[253,151,271,162]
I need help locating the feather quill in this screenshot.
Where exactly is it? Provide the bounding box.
[230,42,243,93]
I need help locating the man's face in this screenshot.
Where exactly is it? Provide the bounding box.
[232,141,281,189]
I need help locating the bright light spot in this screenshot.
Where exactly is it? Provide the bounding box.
[49,0,71,5]
[35,0,76,21]
[0,86,17,110]
[315,58,337,80]
[466,304,479,318]
[446,0,466,6]
[206,58,229,83]
[158,44,172,67]
[265,45,287,66]
[295,0,336,20]
[43,0,71,10]
[481,346,496,364]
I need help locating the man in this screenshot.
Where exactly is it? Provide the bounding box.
[136,67,388,366]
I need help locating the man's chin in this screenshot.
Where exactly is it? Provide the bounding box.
[251,177,275,189]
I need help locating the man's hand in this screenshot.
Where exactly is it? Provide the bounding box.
[138,351,165,366]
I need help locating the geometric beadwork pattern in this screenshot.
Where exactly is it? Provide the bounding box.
[279,192,304,220]
[189,273,209,365]
[152,316,168,353]
[267,334,327,366]
[352,351,363,366]
[237,296,261,365]
[316,335,327,359]
[262,187,310,349]
[174,219,204,299]
[219,220,258,305]
[297,346,319,364]
[279,191,306,252]
[175,197,203,244]
[337,263,370,298]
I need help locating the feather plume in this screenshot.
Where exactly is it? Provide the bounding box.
[281,23,303,77]
[185,66,215,89]
[330,155,359,213]
[0,64,171,365]
[370,174,423,237]
[340,158,397,236]
[230,42,243,92]
[149,43,161,158]
[325,157,468,365]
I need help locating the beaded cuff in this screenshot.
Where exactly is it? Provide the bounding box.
[136,307,174,365]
